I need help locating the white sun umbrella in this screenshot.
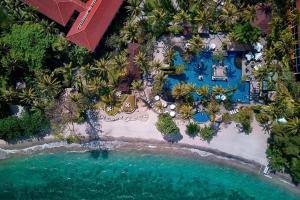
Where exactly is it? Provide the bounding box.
[221,95,226,101]
[255,52,263,61]
[162,101,168,108]
[209,43,216,50]
[254,42,263,52]
[185,43,191,49]
[278,117,287,124]
[245,53,254,61]
[154,95,160,101]
[170,104,176,110]
[170,111,176,117]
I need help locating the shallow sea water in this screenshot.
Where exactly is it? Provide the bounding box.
[0,151,299,200]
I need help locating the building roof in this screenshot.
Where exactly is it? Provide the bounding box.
[67,0,123,51]
[24,0,86,26]
[23,0,123,51]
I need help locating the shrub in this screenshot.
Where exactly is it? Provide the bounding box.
[186,123,200,137]
[223,100,234,111]
[0,110,49,141]
[156,114,179,135]
[222,113,232,124]
[66,135,81,144]
[234,107,253,134]
[199,126,215,141]
[255,112,270,126]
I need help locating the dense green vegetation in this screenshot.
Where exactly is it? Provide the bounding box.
[0,110,49,140]
[156,114,179,135]
[0,0,299,184]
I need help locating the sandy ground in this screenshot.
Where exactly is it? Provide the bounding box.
[100,110,269,165]
[0,109,269,166]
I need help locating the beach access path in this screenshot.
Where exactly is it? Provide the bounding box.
[100,110,269,165]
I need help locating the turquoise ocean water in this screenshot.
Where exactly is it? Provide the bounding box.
[0,151,299,200]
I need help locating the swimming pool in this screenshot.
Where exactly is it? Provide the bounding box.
[165,51,250,103]
[193,112,210,123]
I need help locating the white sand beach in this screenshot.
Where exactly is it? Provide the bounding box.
[99,110,268,165]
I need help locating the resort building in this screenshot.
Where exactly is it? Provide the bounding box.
[291,0,300,76]
[23,0,123,51]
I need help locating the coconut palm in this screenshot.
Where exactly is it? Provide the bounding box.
[131,80,144,95]
[187,35,204,55]
[101,90,116,106]
[164,48,175,66]
[196,85,210,98]
[39,74,62,98]
[120,19,139,43]
[19,88,36,105]
[2,87,16,103]
[93,58,110,81]
[179,104,194,120]
[134,52,151,77]
[285,118,300,135]
[54,63,76,88]
[172,83,189,100]
[126,0,142,18]
[212,85,226,95]
[242,5,256,22]
[112,51,128,69]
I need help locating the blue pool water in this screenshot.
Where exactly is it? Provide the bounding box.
[165,51,250,103]
[193,112,210,123]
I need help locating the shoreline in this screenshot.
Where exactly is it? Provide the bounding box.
[1,136,299,193]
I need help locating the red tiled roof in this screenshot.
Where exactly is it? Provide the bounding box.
[23,0,85,26]
[23,0,123,51]
[67,0,123,51]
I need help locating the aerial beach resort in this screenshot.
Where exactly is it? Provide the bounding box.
[0,0,300,199]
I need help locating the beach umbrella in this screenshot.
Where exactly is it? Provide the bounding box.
[254,42,263,52]
[154,95,160,101]
[255,53,262,61]
[221,95,226,101]
[170,104,176,110]
[245,53,254,61]
[209,43,216,50]
[170,111,176,117]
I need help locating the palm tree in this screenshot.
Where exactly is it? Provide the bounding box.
[212,85,226,95]
[93,58,110,81]
[194,9,212,29]
[19,88,36,105]
[125,0,142,18]
[196,85,210,98]
[164,48,175,66]
[120,19,139,43]
[243,5,256,22]
[173,10,191,26]
[2,87,16,103]
[101,90,116,107]
[187,35,204,55]
[86,78,107,97]
[172,83,190,100]
[54,63,76,88]
[134,52,151,78]
[112,51,128,69]
[131,80,144,96]
[179,104,194,120]
[39,74,62,98]
[285,118,300,135]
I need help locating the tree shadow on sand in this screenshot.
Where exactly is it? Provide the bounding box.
[163,133,183,143]
[85,110,102,140]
